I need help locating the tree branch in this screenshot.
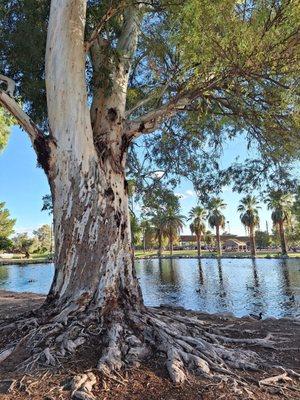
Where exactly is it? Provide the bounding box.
[85,3,125,53]
[124,74,222,138]
[0,74,15,97]
[0,78,56,175]
[0,86,43,145]
[125,80,172,118]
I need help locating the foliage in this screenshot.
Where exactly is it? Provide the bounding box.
[12,233,34,254]
[1,0,299,194]
[0,236,13,251]
[237,195,260,232]
[207,198,226,230]
[33,224,52,253]
[255,230,271,248]
[130,213,142,247]
[0,202,15,238]
[204,230,214,246]
[140,219,157,249]
[0,108,13,151]
[142,183,180,218]
[41,195,53,215]
[189,206,206,238]
[160,208,185,248]
[267,190,294,228]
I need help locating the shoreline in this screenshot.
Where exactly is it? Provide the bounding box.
[0,289,298,323]
[1,253,299,266]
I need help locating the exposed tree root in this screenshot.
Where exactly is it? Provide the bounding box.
[0,305,299,398]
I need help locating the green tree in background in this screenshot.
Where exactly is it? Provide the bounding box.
[162,209,185,256]
[189,206,207,257]
[255,231,271,249]
[0,108,13,151]
[267,190,294,255]
[152,216,166,257]
[140,219,153,252]
[0,237,13,252]
[208,198,226,256]
[204,230,214,248]
[33,224,52,253]
[130,213,142,254]
[238,195,260,257]
[0,202,16,243]
[12,233,34,258]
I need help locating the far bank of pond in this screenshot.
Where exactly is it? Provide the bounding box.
[1,249,300,266]
[0,258,299,319]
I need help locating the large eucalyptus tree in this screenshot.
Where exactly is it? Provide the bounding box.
[0,0,299,390]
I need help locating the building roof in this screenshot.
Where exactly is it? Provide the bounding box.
[224,239,247,246]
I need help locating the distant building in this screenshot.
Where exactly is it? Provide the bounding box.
[223,239,247,252]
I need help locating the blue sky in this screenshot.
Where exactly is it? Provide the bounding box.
[0,126,273,236]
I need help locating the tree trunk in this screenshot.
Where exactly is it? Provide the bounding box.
[279,221,288,256]
[216,225,222,256]
[169,234,173,256]
[158,232,162,257]
[249,226,256,258]
[47,155,142,312]
[197,234,202,257]
[41,0,144,315]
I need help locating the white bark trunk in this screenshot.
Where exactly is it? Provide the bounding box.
[45,0,142,312]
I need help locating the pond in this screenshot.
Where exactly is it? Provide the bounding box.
[0,258,299,318]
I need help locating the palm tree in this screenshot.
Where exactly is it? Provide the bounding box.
[267,190,294,255]
[189,206,207,257]
[238,195,260,257]
[207,197,226,256]
[162,209,185,256]
[151,215,165,257]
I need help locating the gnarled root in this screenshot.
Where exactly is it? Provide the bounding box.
[0,303,297,397]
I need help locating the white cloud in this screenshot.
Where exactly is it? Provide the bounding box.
[185,190,196,197]
[151,171,164,179]
[175,192,188,200]
[175,190,196,201]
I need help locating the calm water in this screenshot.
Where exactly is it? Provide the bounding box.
[0,258,299,318]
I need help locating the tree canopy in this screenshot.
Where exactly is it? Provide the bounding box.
[0,202,15,238]
[1,0,299,197]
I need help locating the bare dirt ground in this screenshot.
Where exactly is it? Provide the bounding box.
[0,290,299,400]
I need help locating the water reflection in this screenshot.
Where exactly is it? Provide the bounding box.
[197,259,204,285]
[136,258,300,318]
[0,259,300,318]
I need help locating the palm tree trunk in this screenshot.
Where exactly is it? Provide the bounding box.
[197,234,201,257]
[216,225,222,256]
[158,231,162,257]
[169,233,173,256]
[279,221,287,255]
[249,226,256,257]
